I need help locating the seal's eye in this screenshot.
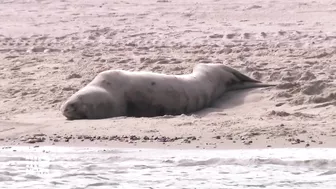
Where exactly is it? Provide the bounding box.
[67,103,76,111]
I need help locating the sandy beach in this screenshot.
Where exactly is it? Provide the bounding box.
[0,0,336,150]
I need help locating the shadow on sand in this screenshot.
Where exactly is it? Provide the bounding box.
[194,88,258,117]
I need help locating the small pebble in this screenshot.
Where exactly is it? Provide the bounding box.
[26,139,36,144]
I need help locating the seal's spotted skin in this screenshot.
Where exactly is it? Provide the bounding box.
[60,63,275,119]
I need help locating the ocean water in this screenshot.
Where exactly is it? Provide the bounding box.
[0,146,336,189]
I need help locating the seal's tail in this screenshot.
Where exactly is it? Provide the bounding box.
[223,65,277,91]
[223,65,261,83]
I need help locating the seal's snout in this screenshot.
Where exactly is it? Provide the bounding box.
[60,86,118,120]
[61,101,75,120]
[61,100,87,120]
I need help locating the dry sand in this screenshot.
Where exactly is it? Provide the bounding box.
[1,0,336,149]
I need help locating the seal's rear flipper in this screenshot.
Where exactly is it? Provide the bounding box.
[223,65,261,83]
[222,65,277,91]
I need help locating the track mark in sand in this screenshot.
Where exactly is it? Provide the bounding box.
[0,127,15,133]
[0,120,57,139]
[313,101,336,108]
[0,121,44,127]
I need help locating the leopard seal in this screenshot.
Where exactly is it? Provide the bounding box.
[60,63,275,120]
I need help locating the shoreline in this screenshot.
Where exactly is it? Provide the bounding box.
[1,140,336,151]
[1,107,336,151]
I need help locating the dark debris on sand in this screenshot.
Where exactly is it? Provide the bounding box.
[7,132,326,149]
[18,133,196,144]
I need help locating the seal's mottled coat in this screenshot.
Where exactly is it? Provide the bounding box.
[61,63,274,119]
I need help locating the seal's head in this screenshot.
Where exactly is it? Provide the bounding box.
[60,86,119,120]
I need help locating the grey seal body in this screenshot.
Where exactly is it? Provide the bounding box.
[61,63,275,120]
